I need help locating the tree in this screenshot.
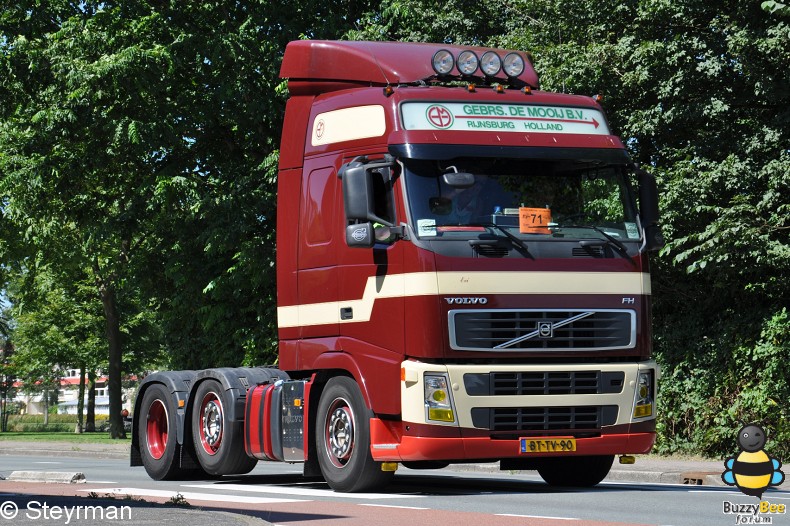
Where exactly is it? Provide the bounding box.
[1,1,374,438]
[349,0,789,455]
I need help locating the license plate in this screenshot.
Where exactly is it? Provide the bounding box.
[520,437,577,454]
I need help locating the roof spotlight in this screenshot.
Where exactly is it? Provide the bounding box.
[503,52,526,77]
[432,49,454,75]
[480,51,502,76]
[457,50,479,76]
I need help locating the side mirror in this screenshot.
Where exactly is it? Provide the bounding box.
[339,162,375,222]
[338,157,394,225]
[637,167,665,252]
[339,156,398,249]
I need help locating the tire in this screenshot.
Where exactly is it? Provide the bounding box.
[537,455,614,487]
[316,376,394,492]
[191,379,257,476]
[138,384,183,480]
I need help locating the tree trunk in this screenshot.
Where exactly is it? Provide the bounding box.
[43,387,49,425]
[75,366,85,434]
[98,281,126,439]
[86,372,96,432]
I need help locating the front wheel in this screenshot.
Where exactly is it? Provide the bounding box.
[316,376,394,492]
[191,380,257,476]
[536,455,614,487]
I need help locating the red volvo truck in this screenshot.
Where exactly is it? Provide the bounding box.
[131,40,664,492]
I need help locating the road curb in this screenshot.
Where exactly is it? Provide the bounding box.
[7,471,86,484]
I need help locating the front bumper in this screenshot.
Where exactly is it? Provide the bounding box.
[370,360,657,462]
[370,417,655,461]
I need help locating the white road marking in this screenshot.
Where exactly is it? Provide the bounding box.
[182,483,425,500]
[497,514,579,521]
[78,487,306,505]
[358,504,429,510]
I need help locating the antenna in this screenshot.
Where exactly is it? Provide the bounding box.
[363,41,391,86]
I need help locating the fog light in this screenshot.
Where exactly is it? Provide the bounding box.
[428,408,455,422]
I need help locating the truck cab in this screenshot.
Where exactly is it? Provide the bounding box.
[132,40,662,493]
[276,41,661,489]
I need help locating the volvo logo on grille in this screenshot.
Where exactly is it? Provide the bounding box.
[445,297,488,305]
[537,321,554,338]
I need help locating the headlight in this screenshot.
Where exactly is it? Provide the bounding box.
[456,50,479,76]
[503,52,526,77]
[432,49,454,75]
[633,370,654,418]
[424,374,455,423]
[480,51,502,76]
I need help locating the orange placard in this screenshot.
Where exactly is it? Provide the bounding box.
[519,207,552,234]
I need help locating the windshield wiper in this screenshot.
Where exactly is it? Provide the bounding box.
[468,222,533,258]
[561,224,632,259]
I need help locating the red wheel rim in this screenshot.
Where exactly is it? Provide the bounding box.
[146,399,168,460]
[199,391,223,456]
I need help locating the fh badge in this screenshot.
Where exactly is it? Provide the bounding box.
[722,424,785,498]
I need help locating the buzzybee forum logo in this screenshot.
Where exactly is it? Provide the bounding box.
[722,423,785,498]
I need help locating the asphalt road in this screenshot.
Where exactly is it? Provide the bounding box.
[1,453,788,526]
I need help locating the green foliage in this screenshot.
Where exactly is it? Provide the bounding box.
[352,0,789,458]
[7,268,104,383]
[1,0,786,456]
[6,413,109,432]
[762,1,790,15]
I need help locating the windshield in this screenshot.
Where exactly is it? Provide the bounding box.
[402,157,641,243]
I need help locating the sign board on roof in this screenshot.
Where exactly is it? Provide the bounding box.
[401,102,610,136]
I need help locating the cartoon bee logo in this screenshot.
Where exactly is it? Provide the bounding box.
[722,423,785,498]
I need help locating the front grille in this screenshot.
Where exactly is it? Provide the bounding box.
[450,309,634,351]
[464,371,625,396]
[471,405,618,431]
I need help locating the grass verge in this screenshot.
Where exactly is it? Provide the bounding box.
[0,431,131,443]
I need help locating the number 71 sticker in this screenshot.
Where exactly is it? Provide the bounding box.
[519,207,552,234]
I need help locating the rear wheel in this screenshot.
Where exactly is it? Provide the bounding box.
[537,455,614,487]
[138,384,182,480]
[316,376,394,492]
[191,380,257,476]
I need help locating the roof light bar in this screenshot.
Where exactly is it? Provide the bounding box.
[480,51,502,76]
[432,49,454,75]
[503,52,526,77]
[457,50,479,76]
[430,48,529,82]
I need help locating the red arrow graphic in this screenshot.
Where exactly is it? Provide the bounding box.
[458,114,601,128]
